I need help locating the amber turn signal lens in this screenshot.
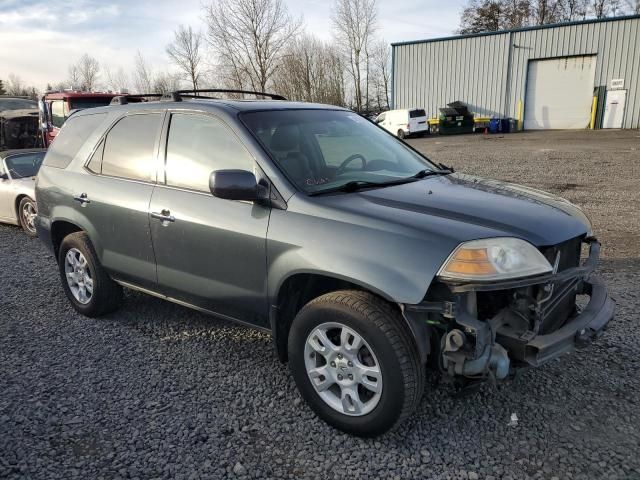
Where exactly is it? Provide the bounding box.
[442,248,497,276]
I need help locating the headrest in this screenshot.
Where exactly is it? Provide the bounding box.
[270,124,300,151]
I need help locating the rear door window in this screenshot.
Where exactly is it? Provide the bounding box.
[409,109,426,118]
[101,113,162,182]
[164,113,254,192]
[43,113,107,169]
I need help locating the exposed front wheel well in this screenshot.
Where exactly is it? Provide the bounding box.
[272,274,402,362]
[14,194,28,219]
[51,221,83,260]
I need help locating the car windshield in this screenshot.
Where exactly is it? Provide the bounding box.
[0,98,37,113]
[241,109,436,194]
[69,98,114,110]
[5,152,45,178]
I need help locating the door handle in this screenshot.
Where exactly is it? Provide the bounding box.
[73,193,90,205]
[151,209,175,223]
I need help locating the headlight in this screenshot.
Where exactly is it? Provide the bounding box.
[437,237,552,282]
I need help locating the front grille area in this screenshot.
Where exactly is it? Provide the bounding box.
[537,236,584,333]
[539,235,583,273]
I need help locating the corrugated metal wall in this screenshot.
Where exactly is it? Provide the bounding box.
[392,16,640,129]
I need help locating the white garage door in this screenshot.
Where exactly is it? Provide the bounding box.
[524,56,596,130]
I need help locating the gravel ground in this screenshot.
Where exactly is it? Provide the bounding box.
[1,130,639,480]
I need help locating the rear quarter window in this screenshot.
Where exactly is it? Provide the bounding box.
[43,113,107,169]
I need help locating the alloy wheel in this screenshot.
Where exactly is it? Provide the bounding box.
[304,322,383,416]
[64,248,93,305]
[21,201,37,233]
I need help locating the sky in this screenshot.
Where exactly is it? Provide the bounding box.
[0,0,466,90]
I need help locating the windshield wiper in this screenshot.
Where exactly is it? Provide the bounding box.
[309,178,417,196]
[412,165,455,179]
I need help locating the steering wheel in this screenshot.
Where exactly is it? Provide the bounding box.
[336,154,367,176]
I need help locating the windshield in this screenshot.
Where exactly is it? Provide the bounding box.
[0,98,37,113]
[241,109,436,194]
[69,98,114,110]
[5,152,45,179]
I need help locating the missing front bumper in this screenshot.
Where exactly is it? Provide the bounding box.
[406,238,615,378]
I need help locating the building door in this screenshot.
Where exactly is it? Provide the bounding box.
[602,90,626,129]
[524,56,597,130]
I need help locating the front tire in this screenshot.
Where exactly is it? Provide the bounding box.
[58,232,123,317]
[18,197,37,237]
[288,290,424,436]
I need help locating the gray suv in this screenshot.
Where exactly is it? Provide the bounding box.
[35,90,614,436]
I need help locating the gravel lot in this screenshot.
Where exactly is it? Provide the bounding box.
[1,130,639,480]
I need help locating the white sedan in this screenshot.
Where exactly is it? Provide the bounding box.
[0,149,46,236]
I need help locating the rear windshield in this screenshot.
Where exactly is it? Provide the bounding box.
[409,109,426,118]
[43,113,107,169]
[0,98,37,113]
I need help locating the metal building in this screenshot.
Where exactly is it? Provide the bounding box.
[391,15,640,129]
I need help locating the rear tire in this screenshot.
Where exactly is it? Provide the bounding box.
[58,232,123,317]
[18,197,37,237]
[397,129,406,139]
[288,290,424,437]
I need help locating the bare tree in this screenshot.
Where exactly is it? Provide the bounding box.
[153,72,183,94]
[332,0,378,112]
[105,66,130,93]
[166,25,203,90]
[458,0,504,33]
[72,54,100,91]
[625,0,640,13]
[560,0,589,20]
[204,0,302,93]
[591,0,612,16]
[67,65,81,89]
[371,39,390,111]
[6,73,25,96]
[532,0,562,23]
[132,51,154,93]
[274,34,346,105]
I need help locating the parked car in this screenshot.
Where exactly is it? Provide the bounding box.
[0,96,41,150]
[0,149,46,235]
[35,92,614,437]
[375,108,429,138]
[39,91,127,147]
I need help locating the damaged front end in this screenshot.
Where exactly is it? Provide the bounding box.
[405,237,615,381]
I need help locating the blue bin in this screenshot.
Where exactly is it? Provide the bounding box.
[489,118,501,133]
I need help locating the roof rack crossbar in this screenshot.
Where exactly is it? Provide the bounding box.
[173,89,287,101]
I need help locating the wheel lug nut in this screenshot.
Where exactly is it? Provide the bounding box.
[347,361,353,367]
[337,374,343,380]
[330,362,336,368]
[348,374,353,380]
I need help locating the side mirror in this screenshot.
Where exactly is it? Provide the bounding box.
[209,169,268,202]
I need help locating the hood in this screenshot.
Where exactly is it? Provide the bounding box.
[315,174,590,247]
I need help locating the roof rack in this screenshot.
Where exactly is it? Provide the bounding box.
[173,89,287,101]
[110,93,164,105]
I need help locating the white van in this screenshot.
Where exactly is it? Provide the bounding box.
[375,108,428,138]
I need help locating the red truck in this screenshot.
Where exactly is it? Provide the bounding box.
[39,91,122,147]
